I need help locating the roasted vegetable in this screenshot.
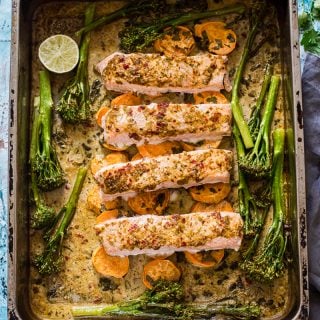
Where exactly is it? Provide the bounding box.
[95,106,109,127]
[34,167,87,275]
[194,21,237,55]
[56,4,95,123]
[96,209,119,224]
[193,91,228,104]
[233,125,264,237]
[119,4,245,53]
[75,0,167,37]
[111,92,142,108]
[248,63,273,142]
[231,2,266,149]
[143,259,181,289]
[30,71,65,191]
[189,183,231,204]
[184,250,224,268]
[92,245,129,278]
[138,141,182,158]
[154,26,195,58]
[128,190,170,215]
[72,280,261,319]
[30,97,56,229]
[238,75,280,179]
[241,128,287,282]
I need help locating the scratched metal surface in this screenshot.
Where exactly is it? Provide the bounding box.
[0,0,11,317]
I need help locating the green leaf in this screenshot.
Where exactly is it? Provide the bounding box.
[301,28,320,55]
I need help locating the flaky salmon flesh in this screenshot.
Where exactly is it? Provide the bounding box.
[95,211,243,256]
[94,149,233,200]
[102,103,231,149]
[96,52,231,96]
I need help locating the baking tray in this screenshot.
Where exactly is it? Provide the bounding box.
[7,0,309,319]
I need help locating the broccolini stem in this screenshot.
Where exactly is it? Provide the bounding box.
[76,4,95,91]
[231,3,266,149]
[251,75,280,160]
[160,4,245,27]
[56,167,87,233]
[72,304,120,317]
[75,1,152,37]
[30,96,41,202]
[270,128,285,233]
[72,302,260,319]
[76,2,245,37]
[248,63,273,139]
[39,70,53,157]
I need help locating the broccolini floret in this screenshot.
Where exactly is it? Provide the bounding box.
[241,128,287,282]
[30,71,65,191]
[56,4,95,124]
[34,167,87,275]
[238,75,280,179]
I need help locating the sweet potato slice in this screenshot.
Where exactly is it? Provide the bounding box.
[154,26,195,58]
[96,209,119,224]
[131,153,143,161]
[111,92,142,107]
[91,153,128,175]
[191,200,233,213]
[195,21,237,55]
[96,106,109,127]
[137,141,182,158]
[189,183,231,204]
[142,259,181,289]
[193,91,229,104]
[92,246,129,278]
[87,185,119,213]
[184,250,224,268]
[128,190,170,215]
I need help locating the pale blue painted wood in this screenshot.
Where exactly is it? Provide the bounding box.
[0,0,11,317]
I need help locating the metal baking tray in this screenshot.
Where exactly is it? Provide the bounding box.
[8,0,309,319]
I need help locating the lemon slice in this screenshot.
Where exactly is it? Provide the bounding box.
[38,35,79,74]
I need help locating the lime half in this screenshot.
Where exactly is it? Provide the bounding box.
[38,35,79,74]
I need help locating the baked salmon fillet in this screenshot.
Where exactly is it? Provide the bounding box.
[94,149,233,200]
[102,103,231,149]
[95,211,243,256]
[96,52,231,95]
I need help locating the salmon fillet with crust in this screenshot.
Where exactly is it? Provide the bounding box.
[102,103,232,149]
[94,149,233,200]
[95,211,243,256]
[96,52,231,96]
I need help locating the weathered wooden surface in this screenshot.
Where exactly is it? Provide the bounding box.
[0,0,11,317]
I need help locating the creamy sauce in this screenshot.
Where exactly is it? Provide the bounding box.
[30,1,288,319]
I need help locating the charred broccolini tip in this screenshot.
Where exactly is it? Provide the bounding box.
[72,280,260,319]
[238,75,280,179]
[34,167,87,275]
[241,128,287,282]
[56,4,95,124]
[30,71,65,191]
[119,3,246,53]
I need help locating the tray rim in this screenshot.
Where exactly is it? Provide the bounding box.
[7,0,309,319]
